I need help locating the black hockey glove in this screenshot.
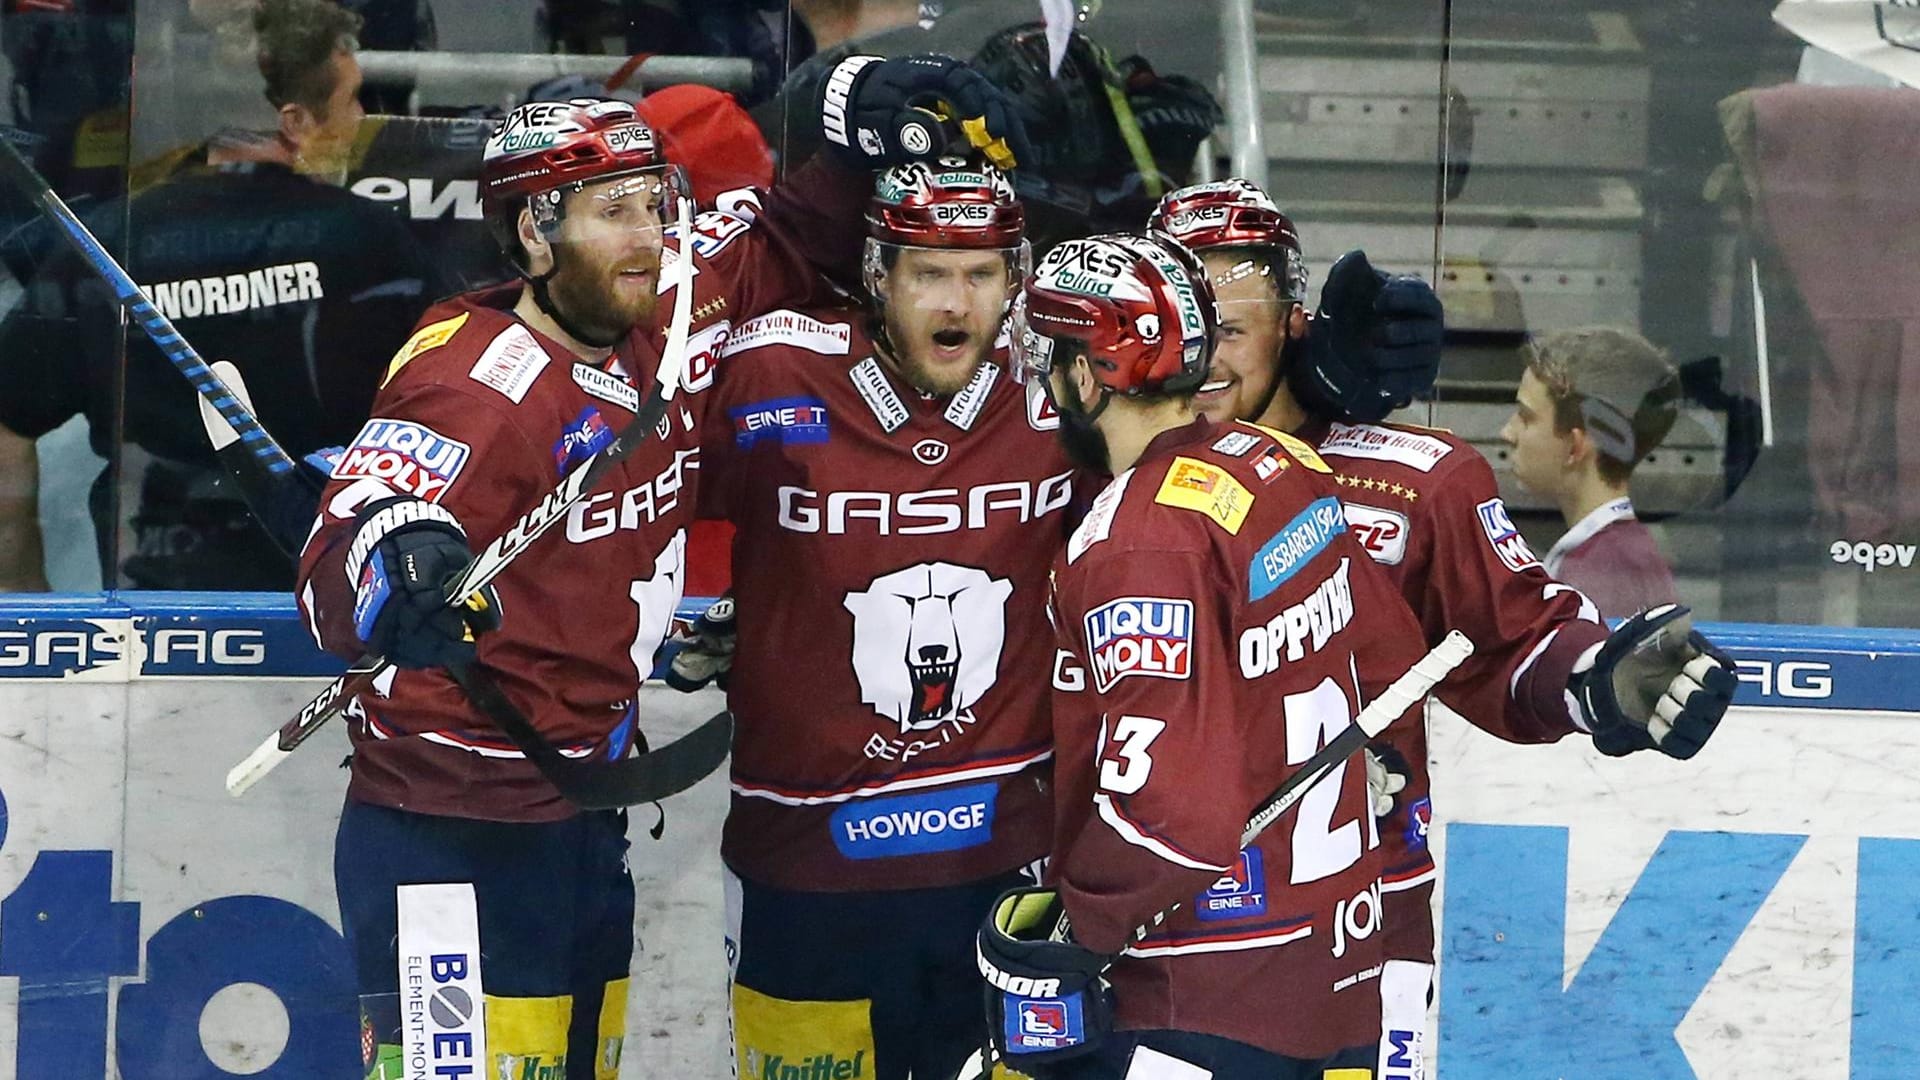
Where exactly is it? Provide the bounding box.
[663,595,735,693]
[1292,249,1446,425]
[347,497,502,670]
[1365,741,1413,818]
[978,887,1114,1075]
[818,53,1034,172]
[1572,604,1736,759]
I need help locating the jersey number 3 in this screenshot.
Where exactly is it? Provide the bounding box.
[1098,715,1166,796]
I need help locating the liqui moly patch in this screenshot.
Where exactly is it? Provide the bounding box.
[1083,596,1194,693]
[333,419,472,503]
[1476,497,1541,572]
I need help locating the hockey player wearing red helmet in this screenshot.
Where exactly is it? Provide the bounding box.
[688,158,1075,1080]
[297,66,1034,1080]
[978,232,1432,1078]
[1151,180,1733,1079]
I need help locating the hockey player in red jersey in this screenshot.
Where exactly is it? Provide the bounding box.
[977,232,1430,1078]
[1149,178,1737,1077]
[295,63,1033,1080]
[695,159,1072,1080]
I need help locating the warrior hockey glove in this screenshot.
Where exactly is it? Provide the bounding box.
[346,496,502,670]
[978,886,1114,1073]
[1292,249,1445,425]
[818,54,1034,171]
[663,595,735,693]
[1572,604,1735,760]
[1365,742,1412,818]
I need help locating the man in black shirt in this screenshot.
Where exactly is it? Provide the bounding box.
[0,0,435,591]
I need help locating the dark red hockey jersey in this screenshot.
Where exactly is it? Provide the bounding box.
[1048,418,1427,1059]
[1305,418,1611,964]
[296,170,857,823]
[699,307,1079,892]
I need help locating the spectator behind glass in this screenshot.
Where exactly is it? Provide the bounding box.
[0,0,436,592]
[1500,326,1684,617]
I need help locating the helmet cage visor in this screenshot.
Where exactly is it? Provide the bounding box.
[527,163,692,240]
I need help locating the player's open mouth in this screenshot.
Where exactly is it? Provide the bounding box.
[931,329,970,357]
[1196,378,1234,400]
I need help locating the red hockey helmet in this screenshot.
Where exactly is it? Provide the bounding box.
[1148,179,1307,300]
[481,97,689,266]
[863,159,1031,307]
[1013,232,1217,397]
[867,159,1025,248]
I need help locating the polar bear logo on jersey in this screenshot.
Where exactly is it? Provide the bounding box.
[843,562,1014,734]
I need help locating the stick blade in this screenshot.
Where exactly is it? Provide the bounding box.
[565,709,734,809]
[199,360,252,451]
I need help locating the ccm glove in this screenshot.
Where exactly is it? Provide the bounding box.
[1292,249,1446,424]
[819,53,1034,171]
[1364,742,1412,818]
[663,595,736,693]
[346,497,501,670]
[978,887,1114,1073]
[1573,604,1735,760]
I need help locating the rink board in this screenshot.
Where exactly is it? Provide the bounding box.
[0,595,1914,1079]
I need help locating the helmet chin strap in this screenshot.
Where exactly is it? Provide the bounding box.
[1046,372,1114,474]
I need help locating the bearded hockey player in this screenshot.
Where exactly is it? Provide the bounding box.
[978,232,1430,1078]
[694,159,1073,1080]
[295,63,1031,1080]
[1149,178,1737,1077]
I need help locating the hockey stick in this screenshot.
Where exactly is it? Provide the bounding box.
[197,361,325,556]
[0,127,724,808]
[0,131,296,478]
[201,362,733,810]
[226,193,702,798]
[1052,629,1475,940]
[960,630,1475,1080]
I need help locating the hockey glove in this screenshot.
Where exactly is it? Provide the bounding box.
[1573,604,1735,760]
[819,54,1034,171]
[1292,249,1445,425]
[1365,742,1412,818]
[346,497,502,670]
[978,887,1114,1073]
[663,595,736,693]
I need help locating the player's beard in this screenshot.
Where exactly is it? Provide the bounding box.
[879,305,994,397]
[546,247,661,346]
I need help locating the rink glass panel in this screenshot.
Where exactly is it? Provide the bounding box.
[1426,1,1909,628]
[2,4,1910,615]
[0,0,134,592]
